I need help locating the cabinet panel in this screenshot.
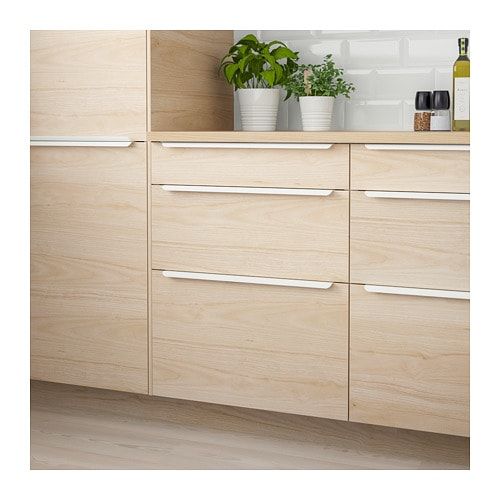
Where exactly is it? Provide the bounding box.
[351,144,469,193]
[30,30,146,138]
[350,285,469,436]
[31,144,148,393]
[152,187,349,282]
[152,272,348,419]
[151,142,349,189]
[150,30,233,131]
[351,191,469,291]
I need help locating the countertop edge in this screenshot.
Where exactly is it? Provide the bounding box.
[147,131,470,145]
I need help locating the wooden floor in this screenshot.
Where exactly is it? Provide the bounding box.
[30,380,469,469]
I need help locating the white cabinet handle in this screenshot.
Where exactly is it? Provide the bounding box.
[161,185,333,197]
[364,144,469,151]
[162,271,333,289]
[364,284,469,300]
[30,136,133,147]
[161,142,333,150]
[364,191,470,201]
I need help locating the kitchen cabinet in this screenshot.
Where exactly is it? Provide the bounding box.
[151,142,349,188]
[152,271,348,419]
[350,284,469,436]
[152,185,349,282]
[350,190,470,291]
[31,143,148,393]
[351,144,470,193]
[30,30,147,138]
[30,26,471,438]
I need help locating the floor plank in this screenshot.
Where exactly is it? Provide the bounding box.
[30,380,469,469]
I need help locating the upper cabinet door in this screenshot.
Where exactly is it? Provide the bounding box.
[30,31,146,138]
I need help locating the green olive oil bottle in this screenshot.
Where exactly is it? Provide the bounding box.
[452,37,470,131]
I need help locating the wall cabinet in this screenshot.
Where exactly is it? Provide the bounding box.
[30,30,147,138]
[30,143,148,393]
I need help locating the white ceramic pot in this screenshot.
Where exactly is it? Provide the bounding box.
[237,88,280,131]
[299,96,334,131]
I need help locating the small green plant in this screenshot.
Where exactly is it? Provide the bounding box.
[283,54,355,100]
[220,34,299,89]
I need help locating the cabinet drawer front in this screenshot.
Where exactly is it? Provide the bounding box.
[30,31,146,138]
[151,142,349,189]
[350,284,469,436]
[152,271,348,419]
[351,144,469,193]
[351,191,469,291]
[152,187,349,282]
[30,144,148,393]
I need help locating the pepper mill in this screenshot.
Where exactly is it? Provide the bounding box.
[431,90,451,131]
[414,91,432,131]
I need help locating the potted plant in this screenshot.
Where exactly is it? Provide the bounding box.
[284,55,355,131]
[220,34,298,131]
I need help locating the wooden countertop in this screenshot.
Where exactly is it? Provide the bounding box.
[148,131,470,145]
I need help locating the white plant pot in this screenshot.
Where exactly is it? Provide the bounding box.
[299,96,335,131]
[237,88,280,132]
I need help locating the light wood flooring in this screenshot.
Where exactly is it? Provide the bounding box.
[30,380,469,469]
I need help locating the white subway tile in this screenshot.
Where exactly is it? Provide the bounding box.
[233,31,261,42]
[344,70,375,100]
[259,30,316,41]
[375,68,434,100]
[286,39,347,66]
[345,100,403,131]
[332,98,346,130]
[287,99,302,131]
[347,38,403,68]
[403,100,416,131]
[435,67,453,94]
[406,37,457,66]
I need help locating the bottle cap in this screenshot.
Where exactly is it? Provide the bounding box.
[432,90,450,110]
[415,91,432,111]
[459,38,469,52]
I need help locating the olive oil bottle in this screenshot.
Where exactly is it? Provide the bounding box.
[452,37,470,131]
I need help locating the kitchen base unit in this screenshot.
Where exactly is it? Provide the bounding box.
[152,270,349,420]
[349,284,469,437]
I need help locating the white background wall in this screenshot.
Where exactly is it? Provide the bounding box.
[233,30,470,131]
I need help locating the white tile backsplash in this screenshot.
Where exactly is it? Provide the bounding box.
[345,100,404,131]
[233,30,470,131]
[374,68,435,100]
[347,38,403,68]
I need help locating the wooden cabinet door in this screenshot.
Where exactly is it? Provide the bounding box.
[31,144,148,393]
[30,30,146,138]
[350,285,469,436]
[152,271,348,420]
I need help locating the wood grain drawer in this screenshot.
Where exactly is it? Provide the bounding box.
[152,186,349,282]
[30,30,146,138]
[151,142,349,189]
[152,271,348,419]
[351,144,470,193]
[350,284,469,436]
[351,191,469,291]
